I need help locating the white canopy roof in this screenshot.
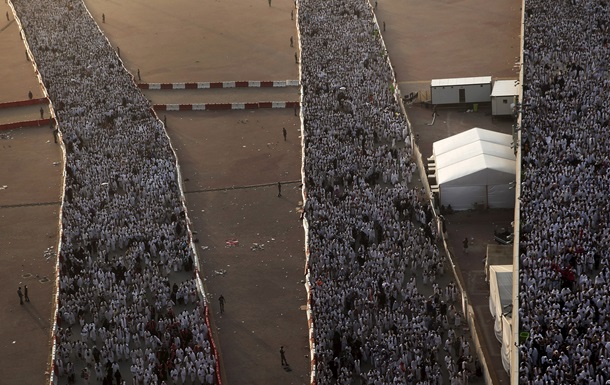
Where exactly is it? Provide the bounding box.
[431,76,492,88]
[489,264,513,317]
[491,80,519,97]
[433,128,516,186]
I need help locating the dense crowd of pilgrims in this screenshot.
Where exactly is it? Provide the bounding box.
[299,1,477,384]
[9,0,489,382]
[11,0,218,383]
[518,0,610,384]
[15,0,610,382]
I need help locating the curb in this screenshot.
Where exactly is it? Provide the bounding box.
[153,101,300,111]
[139,80,300,90]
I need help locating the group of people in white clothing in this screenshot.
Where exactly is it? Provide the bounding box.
[298,0,478,384]
[518,0,610,384]
[10,0,217,383]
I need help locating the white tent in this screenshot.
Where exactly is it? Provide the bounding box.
[489,264,513,372]
[432,128,516,211]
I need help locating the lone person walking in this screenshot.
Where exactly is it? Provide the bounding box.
[40,107,44,119]
[463,237,469,255]
[277,182,282,197]
[18,286,23,305]
[290,36,293,47]
[283,127,287,141]
[24,285,30,302]
[219,295,225,314]
[280,346,289,366]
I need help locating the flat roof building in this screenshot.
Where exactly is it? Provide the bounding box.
[431,76,493,105]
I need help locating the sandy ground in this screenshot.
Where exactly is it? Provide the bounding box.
[376,0,521,87]
[0,0,521,383]
[0,127,63,385]
[185,185,309,385]
[84,0,299,83]
[163,108,309,384]
[0,5,45,103]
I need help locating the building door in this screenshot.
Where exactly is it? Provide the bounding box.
[459,88,466,103]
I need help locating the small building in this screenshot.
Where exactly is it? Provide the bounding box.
[491,80,519,116]
[431,76,492,105]
[430,128,516,211]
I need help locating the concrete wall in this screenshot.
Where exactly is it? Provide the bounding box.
[492,96,516,116]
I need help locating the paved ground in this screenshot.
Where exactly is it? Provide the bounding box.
[445,208,515,384]
[84,0,299,83]
[0,8,45,103]
[164,109,309,384]
[0,2,63,384]
[0,127,63,385]
[0,0,521,384]
[376,0,521,97]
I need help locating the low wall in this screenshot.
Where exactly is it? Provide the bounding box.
[0,118,54,131]
[153,101,300,111]
[0,97,48,109]
[139,80,300,89]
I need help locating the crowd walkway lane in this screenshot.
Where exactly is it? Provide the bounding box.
[405,102,513,385]
[375,0,521,368]
[143,86,300,105]
[79,0,304,382]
